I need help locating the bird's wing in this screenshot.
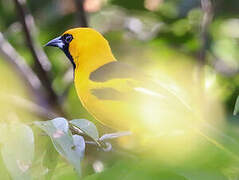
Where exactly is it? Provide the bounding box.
[89,61,195,133]
[89,62,239,156]
[89,61,191,111]
[89,61,145,82]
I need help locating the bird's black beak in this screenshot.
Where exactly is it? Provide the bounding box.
[45,36,64,49]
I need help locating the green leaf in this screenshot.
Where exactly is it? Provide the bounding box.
[70,119,99,141]
[233,95,239,115]
[34,118,85,176]
[0,122,34,180]
[72,135,85,160]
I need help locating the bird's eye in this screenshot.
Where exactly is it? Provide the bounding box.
[64,34,73,43]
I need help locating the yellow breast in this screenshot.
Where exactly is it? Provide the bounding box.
[74,67,135,130]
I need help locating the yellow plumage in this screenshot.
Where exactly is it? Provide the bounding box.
[62,28,194,134]
[46,28,234,160]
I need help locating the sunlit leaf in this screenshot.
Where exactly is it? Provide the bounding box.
[0,122,34,180]
[34,118,85,176]
[34,118,69,157]
[70,119,99,141]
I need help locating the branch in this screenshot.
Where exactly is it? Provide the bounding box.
[13,0,51,72]
[74,0,88,27]
[12,0,66,116]
[0,32,42,93]
[13,0,54,100]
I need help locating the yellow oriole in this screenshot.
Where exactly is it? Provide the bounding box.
[46,28,239,158]
[46,27,194,133]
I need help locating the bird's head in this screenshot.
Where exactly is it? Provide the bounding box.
[46,28,115,69]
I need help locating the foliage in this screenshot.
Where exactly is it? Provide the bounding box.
[1,0,239,179]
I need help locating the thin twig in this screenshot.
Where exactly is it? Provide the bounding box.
[99,132,132,141]
[74,0,88,27]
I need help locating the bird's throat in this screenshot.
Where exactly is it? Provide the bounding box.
[62,43,76,69]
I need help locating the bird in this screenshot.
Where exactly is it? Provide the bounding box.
[45,28,194,132]
[45,28,237,157]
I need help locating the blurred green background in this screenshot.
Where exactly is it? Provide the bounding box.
[1,0,239,179]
